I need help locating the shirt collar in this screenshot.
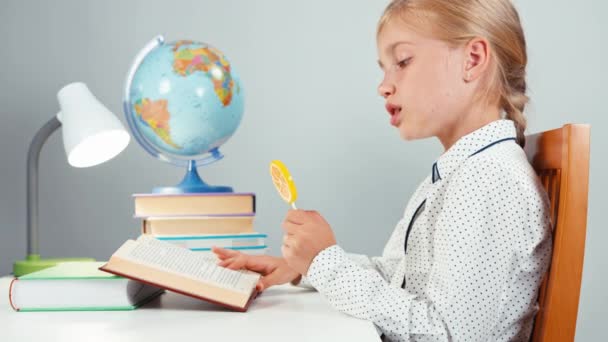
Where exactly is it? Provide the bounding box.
[432,119,517,184]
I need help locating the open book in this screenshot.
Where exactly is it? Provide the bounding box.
[100,235,260,312]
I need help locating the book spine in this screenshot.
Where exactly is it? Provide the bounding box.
[156,234,267,240]
[132,193,256,198]
[8,278,19,311]
[140,215,256,236]
[134,213,255,218]
[133,194,256,217]
[142,220,149,235]
[99,265,251,312]
[188,246,267,252]
[143,213,256,219]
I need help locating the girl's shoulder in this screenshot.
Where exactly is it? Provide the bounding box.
[452,142,545,200]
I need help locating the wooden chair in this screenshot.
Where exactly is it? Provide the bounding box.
[524,124,591,341]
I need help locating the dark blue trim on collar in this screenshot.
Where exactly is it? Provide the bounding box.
[469,137,517,157]
[401,198,427,289]
[432,162,442,183]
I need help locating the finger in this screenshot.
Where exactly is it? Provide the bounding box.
[284,234,298,249]
[281,248,297,271]
[256,280,265,292]
[258,271,286,291]
[217,259,233,267]
[281,221,300,235]
[212,246,239,258]
[281,244,291,260]
[307,210,322,219]
[282,235,295,249]
[214,252,232,261]
[221,255,274,275]
[285,209,308,225]
[230,256,249,269]
[218,258,243,270]
[245,256,279,274]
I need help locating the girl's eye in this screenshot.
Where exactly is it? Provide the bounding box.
[396,57,412,69]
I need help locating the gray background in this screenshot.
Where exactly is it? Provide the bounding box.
[0,0,605,339]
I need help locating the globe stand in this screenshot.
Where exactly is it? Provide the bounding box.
[153,160,233,194]
[123,36,243,195]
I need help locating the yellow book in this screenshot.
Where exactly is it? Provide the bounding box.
[133,193,255,217]
[142,215,255,235]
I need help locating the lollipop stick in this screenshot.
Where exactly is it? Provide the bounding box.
[291,202,297,210]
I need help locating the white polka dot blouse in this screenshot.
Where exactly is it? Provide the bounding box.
[302,119,553,341]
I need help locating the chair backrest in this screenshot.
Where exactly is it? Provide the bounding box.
[524,124,590,341]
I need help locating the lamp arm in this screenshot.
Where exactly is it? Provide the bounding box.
[27,116,61,256]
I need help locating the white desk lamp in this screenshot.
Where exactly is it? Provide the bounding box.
[13,82,130,276]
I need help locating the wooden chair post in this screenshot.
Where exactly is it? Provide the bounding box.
[525,124,590,341]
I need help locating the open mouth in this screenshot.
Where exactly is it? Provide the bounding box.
[385,103,402,126]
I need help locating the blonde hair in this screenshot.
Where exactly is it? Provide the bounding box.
[378,0,528,147]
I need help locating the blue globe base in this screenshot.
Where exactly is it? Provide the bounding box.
[153,160,233,194]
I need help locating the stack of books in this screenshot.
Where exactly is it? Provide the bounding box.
[133,192,267,255]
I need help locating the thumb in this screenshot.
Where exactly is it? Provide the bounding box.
[257,270,286,291]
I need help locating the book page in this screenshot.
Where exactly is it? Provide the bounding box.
[115,236,260,294]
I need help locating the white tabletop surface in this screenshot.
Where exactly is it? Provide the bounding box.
[1,276,379,341]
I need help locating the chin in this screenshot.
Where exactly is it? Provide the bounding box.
[398,125,429,141]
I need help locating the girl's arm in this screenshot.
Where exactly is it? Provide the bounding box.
[293,217,410,288]
[303,160,552,341]
[293,253,401,289]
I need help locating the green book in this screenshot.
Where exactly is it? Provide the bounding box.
[9,261,164,312]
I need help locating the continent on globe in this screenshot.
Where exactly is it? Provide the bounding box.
[172,40,238,107]
[133,98,181,149]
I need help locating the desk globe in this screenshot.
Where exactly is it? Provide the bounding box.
[123,35,244,193]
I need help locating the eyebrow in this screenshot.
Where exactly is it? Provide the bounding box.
[377,40,414,69]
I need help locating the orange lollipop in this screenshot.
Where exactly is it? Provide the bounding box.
[269,160,298,209]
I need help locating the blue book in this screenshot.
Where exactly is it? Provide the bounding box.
[155,233,267,252]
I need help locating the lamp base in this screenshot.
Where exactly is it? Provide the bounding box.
[13,254,96,277]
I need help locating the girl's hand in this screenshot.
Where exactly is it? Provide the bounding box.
[212,247,300,291]
[281,209,337,276]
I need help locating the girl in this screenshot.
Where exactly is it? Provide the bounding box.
[213,0,552,340]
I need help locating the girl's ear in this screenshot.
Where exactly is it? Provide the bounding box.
[463,37,491,82]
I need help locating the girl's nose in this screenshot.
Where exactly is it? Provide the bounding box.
[378,81,395,98]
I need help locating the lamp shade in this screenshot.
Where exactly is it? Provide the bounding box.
[56,82,130,167]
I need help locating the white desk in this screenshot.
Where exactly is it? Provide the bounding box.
[1,276,379,341]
